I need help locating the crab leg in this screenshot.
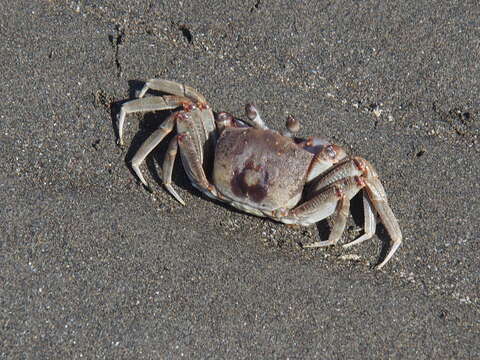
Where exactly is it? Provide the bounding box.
[343,193,376,248]
[162,135,185,205]
[303,194,351,247]
[290,156,402,268]
[117,95,192,145]
[136,80,216,144]
[129,112,177,189]
[177,132,218,199]
[309,158,365,190]
[314,158,378,247]
[186,107,216,166]
[137,79,207,103]
[362,174,402,269]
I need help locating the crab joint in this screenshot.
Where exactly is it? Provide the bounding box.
[354,176,366,188]
[353,157,367,172]
[196,101,209,110]
[181,101,196,112]
[177,133,187,143]
[175,112,191,122]
[334,185,344,198]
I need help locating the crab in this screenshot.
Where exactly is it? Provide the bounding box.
[116,79,402,269]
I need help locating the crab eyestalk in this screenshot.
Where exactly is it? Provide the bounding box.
[282,115,300,137]
[215,112,235,133]
[244,104,268,129]
[286,115,300,132]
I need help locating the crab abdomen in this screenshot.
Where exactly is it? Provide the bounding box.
[213,128,313,212]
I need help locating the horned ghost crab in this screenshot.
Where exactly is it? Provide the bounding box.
[117,79,402,269]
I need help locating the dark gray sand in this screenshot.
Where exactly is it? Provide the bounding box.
[1,1,479,358]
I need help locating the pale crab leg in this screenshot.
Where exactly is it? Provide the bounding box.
[303,194,350,247]
[117,95,191,145]
[129,113,177,189]
[301,157,402,269]
[362,175,402,269]
[137,79,207,103]
[162,135,185,205]
[185,107,216,165]
[308,158,376,247]
[343,193,376,248]
[137,80,217,146]
[177,132,219,199]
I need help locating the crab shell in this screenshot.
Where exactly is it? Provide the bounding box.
[213,127,313,216]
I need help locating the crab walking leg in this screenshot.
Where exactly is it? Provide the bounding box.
[117,95,191,145]
[303,194,350,247]
[184,107,216,165]
[137,79,207,103]
[177,132,218,199]
[343,193,376,248]
[130,113,177,188]
[363,176,402,269]
[302,157,402,268]
[162,135,185,205]
[196,105,217,159]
